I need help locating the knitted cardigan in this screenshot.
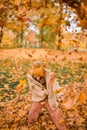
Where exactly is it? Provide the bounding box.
[27,69,61,110]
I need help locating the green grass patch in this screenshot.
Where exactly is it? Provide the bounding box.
[0,58,87,101]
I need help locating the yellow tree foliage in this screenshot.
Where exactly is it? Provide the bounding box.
[16,25,22,32]
[1,30,16,48]
[7,22,15,30]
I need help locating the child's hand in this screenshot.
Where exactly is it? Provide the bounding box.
[50,72,55,78]
[45,69,55,78]
[45,89,48,95]
[50,77,54,85]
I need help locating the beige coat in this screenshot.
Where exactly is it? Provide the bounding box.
[27,69,61,110]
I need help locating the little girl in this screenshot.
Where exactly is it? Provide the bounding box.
[27,61,67,130]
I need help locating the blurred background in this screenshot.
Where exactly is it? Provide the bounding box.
[0,0,87,51]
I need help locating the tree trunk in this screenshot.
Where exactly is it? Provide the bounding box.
[30,0,32,8]
[57,1,63,50]
[20,25,24,48]
[0,26,3,46]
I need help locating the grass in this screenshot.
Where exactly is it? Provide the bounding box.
[0,58,87,101]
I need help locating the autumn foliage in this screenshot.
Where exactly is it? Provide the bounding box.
[0,0,87,49]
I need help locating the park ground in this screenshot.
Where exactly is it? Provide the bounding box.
[0,49,87,130]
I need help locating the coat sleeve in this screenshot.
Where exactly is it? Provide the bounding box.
[27,74,33,91]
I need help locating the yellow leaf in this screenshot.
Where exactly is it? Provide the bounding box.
[19,79,26,85]
[16,80,26,93]
[54,88,63,94]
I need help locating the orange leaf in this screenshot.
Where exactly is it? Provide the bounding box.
[54,88,63,94]
[16,85,22,93]
[11,0,21,6]
[63,98,75,110]
[16,25,22,32]
[16,84,24,93]
[78,90,87,104]
[7,22,15,30]
[18,109,26,117]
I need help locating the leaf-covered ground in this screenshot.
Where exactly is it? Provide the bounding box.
[0,49,87,130]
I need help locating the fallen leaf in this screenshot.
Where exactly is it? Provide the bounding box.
[54,87,63,94]
[78,90,87,104]
[63,98,75,110]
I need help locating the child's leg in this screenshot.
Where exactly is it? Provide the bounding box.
[28,101,42,127]
[44,98,67,130]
